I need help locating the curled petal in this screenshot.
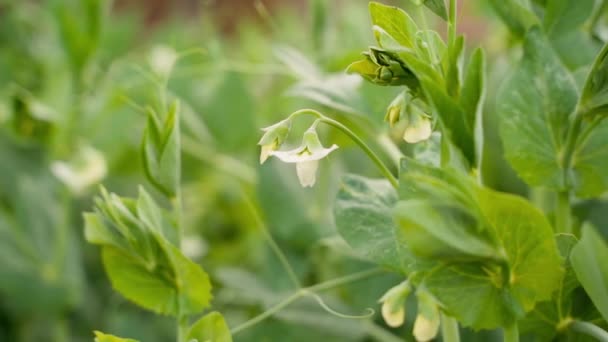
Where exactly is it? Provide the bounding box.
[413,314,440,342]
[296,160,319,187]
[404,116,432,143]
[382,301,405,328]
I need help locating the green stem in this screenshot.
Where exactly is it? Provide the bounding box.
[230,268,383,335]
[555,191,572,234]
[570,321,608,342]
[441,313,461,342]
[177,314,189,342]
[503,324,519,342]
[449,0,458,47]
[561,114,583,186]
[243,194,302,289]
[288,109,398,188]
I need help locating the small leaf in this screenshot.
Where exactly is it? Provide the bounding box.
[444,36,465,98]
[333,175,417,274]
[459,48,486,132]
[488,0,539,38]
[422,0,448,21]
[369,2,418,49]
[187,311,233,342]
[93,331,139,342]
[497,27,578,189]
[579,42,608,119]
[571,224,608,322]
[543,0,594,37]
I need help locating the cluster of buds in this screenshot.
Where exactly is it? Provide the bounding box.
[258,119,338,188]
[385,91,432,144]
[379,282,441,342]
[347,47,420,89]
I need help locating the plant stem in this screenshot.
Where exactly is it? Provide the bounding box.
[503,324,519,342]
[177,314,189,342]
[441,313,461,342]
[571,321,608,341]
[229,268,383,335]
[449,0,458,47]
[320,117,399,188]
[243,194,302,289]
[555,191,572,234]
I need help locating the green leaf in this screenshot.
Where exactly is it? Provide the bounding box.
[497,27,578,189]
[187,311,232,342]
[579,42,608,119]
[397,159,563,329]
[369,2,418,49]
[102,243,212,316]
[93,331,139,342]
[333,175,417,273]
[422,0,448,21]
[571,120,608,197]
[460,48,486,133]
[444,36,464,98]
[488,0,539,38]
[571,224,608,322]
[543,0,594,37]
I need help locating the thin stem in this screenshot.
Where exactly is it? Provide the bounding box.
[176,315,189,342]
[288,109,398,188]
[555,191,572,234]
[441,313,461,342]
[448,0,458,47]
[570,321,608,342]
[243,195,302,289]
[561,114,583,186]
[229,268,383,335]
[503,324,519,342]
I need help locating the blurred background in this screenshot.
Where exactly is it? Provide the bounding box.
[0,0,562,341]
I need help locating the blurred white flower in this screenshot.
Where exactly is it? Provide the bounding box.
[404,114,432,143]
[148,45,178,79]
[269,127,338,188]
[379,280,411,328]
[51,145,107,195]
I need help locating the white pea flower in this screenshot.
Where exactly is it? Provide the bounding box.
[379,280,411,328]
[258,119,291,164]
[269,127,338,188]
[148,45,178,79]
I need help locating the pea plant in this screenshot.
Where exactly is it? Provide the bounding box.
[81,0,608,341]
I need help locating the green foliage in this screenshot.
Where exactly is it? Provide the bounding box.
[187,311,233,342]
[94,331,139,342]
[571,225,608,322]
[84,187,212,316]
[579,42,608,119]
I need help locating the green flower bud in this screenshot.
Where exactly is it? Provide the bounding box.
[413,290,441,342]
[258,119,291,164]
[379,280,412,327]
[385,92,407,127]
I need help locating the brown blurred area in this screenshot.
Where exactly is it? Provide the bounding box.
[113,0,304,33]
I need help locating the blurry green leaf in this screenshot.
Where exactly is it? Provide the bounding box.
[187,311,232,342]
[459,48,486,135]
[579,42,608,119]
[444,36,464,98]
[543,0,594,37]
[414,30,447,69]
[369,2,418,49]
[142,101,181,197]
[571,224,608,322]
[334,175,417,274]
[274,46,321,80]
[488,0,539,38]
[421,0,448,21]
[497,27,577,189]
[94,331,139,342]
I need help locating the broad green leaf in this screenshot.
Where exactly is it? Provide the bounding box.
[488,0,539,38]
[93,331,139,342]
[543,0,594,37]
[571,224,608,322]
[397,159,563,329]
[102,243,212,316]
[497,27,577,189]
[334,175,417,273]
[187,311,232,342]
[369,2,418,49]
[571,120,608,197]
[421,0,448,21]
[579,42,608,119]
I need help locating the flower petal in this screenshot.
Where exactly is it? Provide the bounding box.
[382,301,405,328]
[413,314,440,342]
[404,116,432,143]
[296,160,318,187]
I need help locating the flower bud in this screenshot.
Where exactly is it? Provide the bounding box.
[258,119,291,164]
[379,280,411,328]
[403,102,432,143]
[413,290,440,342]
[385,92,407,127]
